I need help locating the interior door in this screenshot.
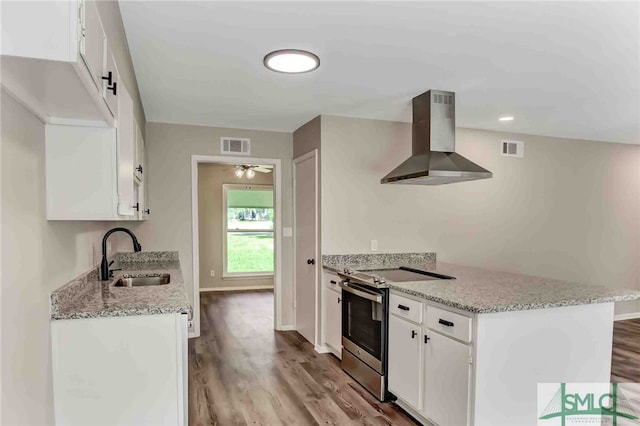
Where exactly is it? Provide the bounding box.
[294,150,318,345]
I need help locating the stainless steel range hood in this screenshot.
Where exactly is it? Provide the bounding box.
[381,90,492,185]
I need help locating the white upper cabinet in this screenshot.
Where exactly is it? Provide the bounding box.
[46,125,118,220]
[102,51,119,118]
[79,0,106,90]
[0,1,78,61]
[134,121,145,182]
[0,0,116,125]
[45,80,144,221]
[117,84,136,217]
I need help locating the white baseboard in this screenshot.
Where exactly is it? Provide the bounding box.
[276,325,295,331]
[199,285,274,292]
[315,344,331,354]
[614,312,640,321]
[326,344,342,359]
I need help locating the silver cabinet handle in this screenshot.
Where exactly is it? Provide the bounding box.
[338,281,382,304]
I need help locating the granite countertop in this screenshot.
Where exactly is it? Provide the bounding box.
[323,253,640,314]
[50,251,192,320]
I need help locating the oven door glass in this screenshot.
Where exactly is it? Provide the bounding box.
[342,286,384,361]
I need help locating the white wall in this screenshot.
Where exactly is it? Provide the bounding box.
[0,94,127,425]
[320,115,640,314]
[131,122,294,325]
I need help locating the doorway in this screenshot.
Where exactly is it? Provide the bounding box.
[191,155,284,336]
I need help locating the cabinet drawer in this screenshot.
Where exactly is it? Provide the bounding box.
[325,272,341,294]
[426,306,472,343]
[390,293,423,324]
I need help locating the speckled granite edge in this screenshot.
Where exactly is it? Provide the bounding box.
[50,267,101,318]
[321,254,640,314]
[50,251,191,320]
[322,252,436,271]
[386,283,640,314]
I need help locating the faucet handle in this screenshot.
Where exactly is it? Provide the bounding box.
[109,260,115,267]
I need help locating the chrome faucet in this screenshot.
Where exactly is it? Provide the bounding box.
[100,227,142,280]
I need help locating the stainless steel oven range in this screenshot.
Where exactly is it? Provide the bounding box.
[337,266,455,401]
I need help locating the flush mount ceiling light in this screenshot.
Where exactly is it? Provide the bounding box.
[263,49,320,74]
[499,115,515,122]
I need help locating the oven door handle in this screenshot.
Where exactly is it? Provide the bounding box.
[339,281,383,304]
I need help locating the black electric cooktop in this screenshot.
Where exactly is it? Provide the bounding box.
[360,267,455,282]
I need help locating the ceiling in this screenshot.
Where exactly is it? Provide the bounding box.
[120,1,639,144]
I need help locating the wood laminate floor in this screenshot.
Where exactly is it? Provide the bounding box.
[190,291,640,426]
[611,318,640,383]
[189,290,419,426]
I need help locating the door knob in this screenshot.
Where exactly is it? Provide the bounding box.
[307,259,315,265]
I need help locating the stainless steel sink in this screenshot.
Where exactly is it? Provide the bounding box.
[113,273,171,287]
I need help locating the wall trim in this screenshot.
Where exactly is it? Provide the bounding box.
[200,285,274,292]
[277,325,295,331]
[614,312,640,321]
[191,155,283,337]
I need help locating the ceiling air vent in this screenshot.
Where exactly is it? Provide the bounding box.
[221,137,250,155]
[501,140,524,158]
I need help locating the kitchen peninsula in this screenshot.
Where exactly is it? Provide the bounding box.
[323,253,640,426]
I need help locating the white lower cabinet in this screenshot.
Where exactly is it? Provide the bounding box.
[323,273,342,356]
[388,314,423,409]
[388,292,472,426]
[51,313,188,426]
[423,331,471,426]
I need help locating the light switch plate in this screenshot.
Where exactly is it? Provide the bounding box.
[283,227,293,237]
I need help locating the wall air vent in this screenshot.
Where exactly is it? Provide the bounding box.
[221,137,250,155]
[501,140,524,158]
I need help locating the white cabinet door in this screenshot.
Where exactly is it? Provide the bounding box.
[324,286,342,352]
[103,49,119,118]
[116,83,135,216]
[79,0,106,90]
[388,315,423,410]
[45,124,118,220]
[424,332,471,426]
[134,121,144,182]
[51,314,187,426]
[0,0,78,61]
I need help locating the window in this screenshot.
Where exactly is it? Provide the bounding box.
[223,184,274,277]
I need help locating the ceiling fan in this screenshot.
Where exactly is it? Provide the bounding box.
[233,164,272,179]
